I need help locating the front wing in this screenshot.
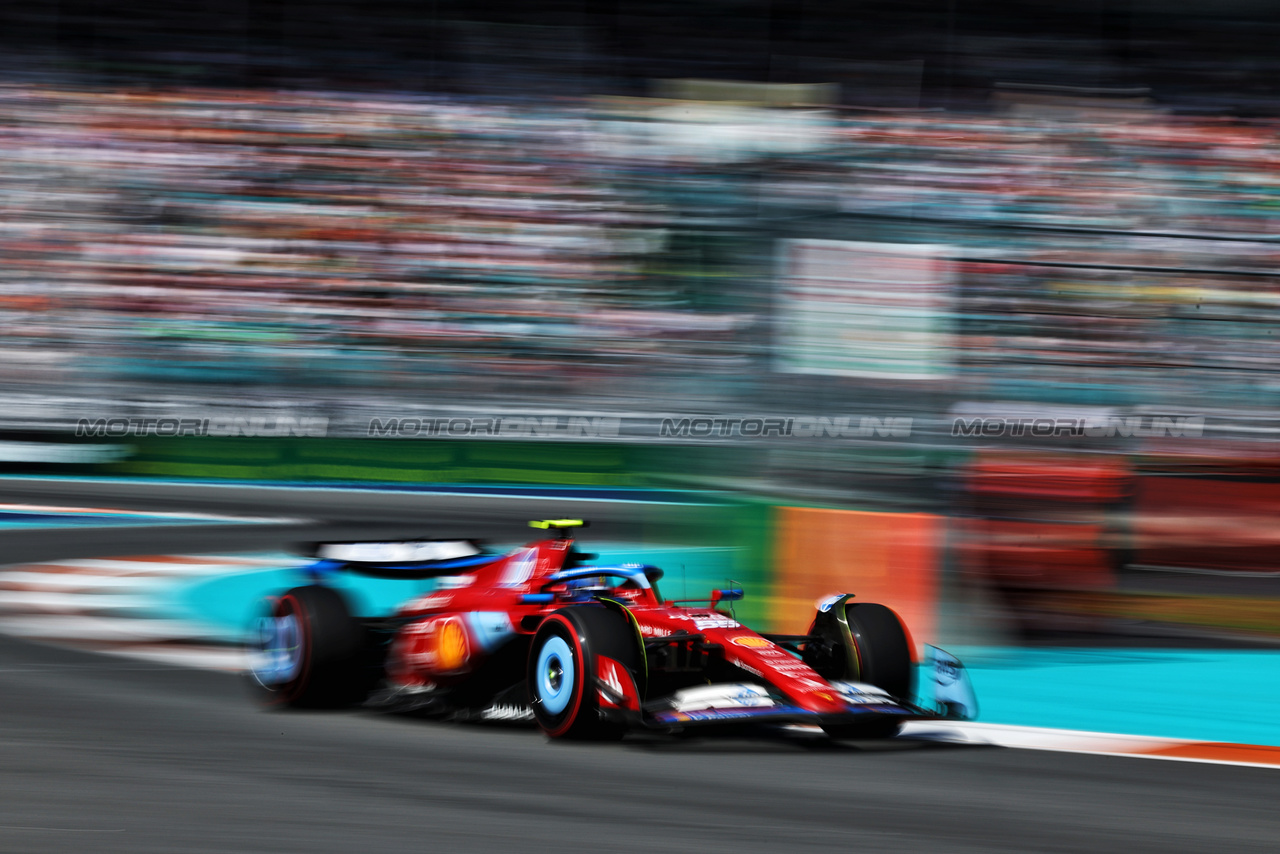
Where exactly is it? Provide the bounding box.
[626,644,978,730]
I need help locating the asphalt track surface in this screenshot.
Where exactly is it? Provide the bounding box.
[0,482,1277,853]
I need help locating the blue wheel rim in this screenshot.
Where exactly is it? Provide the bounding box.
[251,614,302,686]
[536,635,575,715]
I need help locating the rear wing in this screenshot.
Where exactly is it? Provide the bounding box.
[300,539,501,579]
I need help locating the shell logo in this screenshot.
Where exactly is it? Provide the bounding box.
[437,619,470,671]
[731,636,773,649]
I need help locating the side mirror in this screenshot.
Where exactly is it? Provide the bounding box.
[710,587,744,608]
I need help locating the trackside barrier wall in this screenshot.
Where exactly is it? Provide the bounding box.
[92,436,749,487]
[769,506,942,647]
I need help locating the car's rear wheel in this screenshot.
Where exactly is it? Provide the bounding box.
[807,602,913,740]
[249,585,369,708]
[528,605,643,740]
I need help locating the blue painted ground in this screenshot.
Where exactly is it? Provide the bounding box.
[954,646,1280,747]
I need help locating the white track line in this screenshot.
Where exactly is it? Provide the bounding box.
[901,721,1280,770]
[0,501,307,525]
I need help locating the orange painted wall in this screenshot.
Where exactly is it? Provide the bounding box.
[769,507,941,653]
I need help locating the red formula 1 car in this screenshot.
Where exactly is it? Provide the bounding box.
[250,520,976,739]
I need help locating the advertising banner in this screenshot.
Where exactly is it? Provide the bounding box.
[775,239,954,380]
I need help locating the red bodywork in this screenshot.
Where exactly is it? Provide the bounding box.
[381,533,851,717]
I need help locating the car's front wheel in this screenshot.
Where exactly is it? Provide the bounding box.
[805,601,913,740]
[528,605,642,740]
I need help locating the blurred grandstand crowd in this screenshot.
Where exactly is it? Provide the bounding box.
[4,82,1280,413]
[0,85,763,405]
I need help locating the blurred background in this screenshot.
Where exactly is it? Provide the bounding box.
[3,0,1280,662]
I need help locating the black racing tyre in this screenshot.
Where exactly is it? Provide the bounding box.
[528,605,644,740]
[248,585,369,709]
[844,603,912,702]
[820,603,912,741]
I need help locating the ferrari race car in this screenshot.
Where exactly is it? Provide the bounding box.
[250,520,976,739]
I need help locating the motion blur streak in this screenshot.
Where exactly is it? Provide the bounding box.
[3,2,1280,851]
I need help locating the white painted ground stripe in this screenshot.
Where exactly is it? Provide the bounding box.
[0,552,280,673]
[0,592,155,613]
[902,721,1172,752]
[0,502,308,525]
[0,477,715,507]
[0,564,284,589]
[900,721,1280,770]
[0,554,268,651]
[0,556,288,613]
[57,555,288,565]
[41,557,286,573]
[0,572,194,590]
[0,502,195,516]
[0,614,221,642]
[96,644,247,671]
[25,639,248,672]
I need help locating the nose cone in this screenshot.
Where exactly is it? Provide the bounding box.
[719,631,852,714]
[791,684,850,715]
